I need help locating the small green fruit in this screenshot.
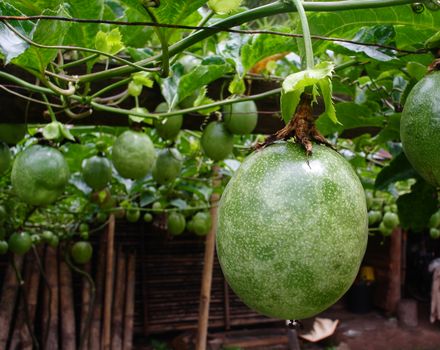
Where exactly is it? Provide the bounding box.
[379,222,393,236]
[82,156,112,191]
[154,102,183,140]
[8,232,32,255]
[167,212,186,236]
[430,227,440,239]
[71,241,93,264]
[152,148,183,185]
[0,241,8,254]
[223,100,258,135]
[201,122,234,161]
[126,207,140,223]
[429,210,440,228]
[383,212,399,229]
[368,210,382,226]
[143,213,153,222]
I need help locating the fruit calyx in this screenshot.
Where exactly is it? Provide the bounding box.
[257,94,333,154]
[428,58,440,73]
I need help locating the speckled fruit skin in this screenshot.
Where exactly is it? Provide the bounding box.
[401,71,440,187]
[217,142,368,320]
[223,100,258,135]
[11,145,70,206]
[201,122,234,161]
[112,130,155,179]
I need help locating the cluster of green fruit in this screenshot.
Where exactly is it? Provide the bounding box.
[201,100,258,161]
[428,210,440,239]
[366,191,400,236]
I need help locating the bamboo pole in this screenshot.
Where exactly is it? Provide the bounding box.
[90,228,108,350]
[122,251,136,350]
[21,247,43,350]
[196,166,220,350]
[111,247,126,350]
[80,262,92,350]
[59,255,77,350]
[102,214,116,350]
[10,250,41,350]
[0,254,24,349]
[42,246,59,350]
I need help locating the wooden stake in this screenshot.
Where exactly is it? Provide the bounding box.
[9,250,41,350]
[59,255,77,350]
[42,246,59,350]
[80,262,92,350]
[102,214,116,350]
[21,247,43,350]
[387,227,402,314]
[111,247,126,350]
[0,254,24,349]
[90,227,108,350]
[196,166,220,350]
[122,252,136,350]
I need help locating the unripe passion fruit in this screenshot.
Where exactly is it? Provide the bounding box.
[112,130,155,179]
[401,71,440,187]
[201,122,234,161]
[217,142,368,320]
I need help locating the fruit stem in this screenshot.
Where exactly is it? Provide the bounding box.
[145,8,170,78]
[41,94,57,122]
[288,0,314,70]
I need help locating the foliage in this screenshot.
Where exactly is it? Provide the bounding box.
[0,0,439,254]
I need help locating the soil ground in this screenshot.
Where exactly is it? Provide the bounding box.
[299,301,440,350]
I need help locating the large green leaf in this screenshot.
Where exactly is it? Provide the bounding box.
[13,6,71,74]
[397,179,438,232]
[152,0,207,27]
[375,152,418,190]
[241,31,296,73]
[317,102,384,136]
[177,56,232,106]
[9,0,62,14]
[308,5,440,52]
[64,0,104,48]
[0,2,34,63]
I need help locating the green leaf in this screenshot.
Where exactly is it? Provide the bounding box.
[170,198,188,210]
[241,32,296,73]
[177,56,232,105]
[208,0,243,14]
[228,75,246,95]
[396,179,438,232]
[281,61,335,124]
[161,63,185,110]
[375,152,418,190]
[95,28,124,56]
[406,62,427,80]
[0,2,35,63]
[194,87,220,116]
[13,6,71,73]
[425,30,440,49]
[308,5,440,53]
[64,0,104,48]
[132,71,154,88]
[318,78,337,124]
[316,102,383,136]
[9,0,62,14]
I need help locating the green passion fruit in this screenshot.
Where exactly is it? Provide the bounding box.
[200,122,234,161]
[152,148,183,185]
[8,232,32,255]
[401,71,440,187]
[154,102,183,140]
[71,241,93,264]
[11,145,70,206]
[216,142,368,320]
[112,130,155,179]
[167,212,186,236]
[82,156,112,190]
[223,100,258,135]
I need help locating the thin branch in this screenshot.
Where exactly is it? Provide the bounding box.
[1,20,160,75]
[0,14,427,55]
[0,84,63,107]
